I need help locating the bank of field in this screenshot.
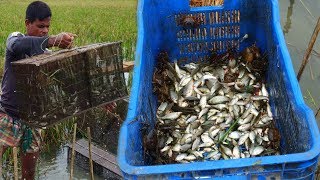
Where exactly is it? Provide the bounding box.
[0,0,137,76]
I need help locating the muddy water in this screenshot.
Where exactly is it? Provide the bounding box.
[36,1,320,179]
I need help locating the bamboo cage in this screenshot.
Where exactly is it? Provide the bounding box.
[12,42,128,128]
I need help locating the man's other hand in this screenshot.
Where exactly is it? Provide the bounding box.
[48,32,77,49]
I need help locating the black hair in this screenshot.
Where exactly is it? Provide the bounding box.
[26,1,51,22]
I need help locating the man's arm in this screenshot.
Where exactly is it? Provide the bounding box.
[6,32,76,58]
[6,32,49,57]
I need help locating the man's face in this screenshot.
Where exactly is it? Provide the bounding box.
[25,17,51,37]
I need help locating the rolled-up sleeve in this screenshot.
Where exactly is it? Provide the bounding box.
[6,32,49,58]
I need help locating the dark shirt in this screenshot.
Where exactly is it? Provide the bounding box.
[0,32,49,118]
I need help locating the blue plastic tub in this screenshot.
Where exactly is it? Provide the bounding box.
[118,0,320,179]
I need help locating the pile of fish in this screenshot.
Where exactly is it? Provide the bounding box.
[152,47,280,164]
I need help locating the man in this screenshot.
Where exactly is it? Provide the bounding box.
[0,1,75,179]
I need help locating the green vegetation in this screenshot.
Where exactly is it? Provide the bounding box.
[0,0,137,75]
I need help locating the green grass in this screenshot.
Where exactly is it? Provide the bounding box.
[0,0,137,75]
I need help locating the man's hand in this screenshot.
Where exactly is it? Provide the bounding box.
[48,32,77,49]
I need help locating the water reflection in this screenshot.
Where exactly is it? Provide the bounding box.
[283,0,295,35]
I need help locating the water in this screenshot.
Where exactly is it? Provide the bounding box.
[37,146,104,180]
[36,1,320,179]
[36,99,128,180]
[279,0,320,124]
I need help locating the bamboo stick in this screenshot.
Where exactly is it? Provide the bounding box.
[316,107,320,117]
[69,123,77,180]
[297,17,320,81]
[0,145,2,178]
[87,127,94,180]
[13,147,18,180]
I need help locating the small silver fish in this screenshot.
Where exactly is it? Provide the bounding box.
[262,135,269,142]
[260,115,273,123]
[200,74,217,86]
[249,131,256,144]
[183,79,194,97]
[201,133,214,144]
[174,60,183,79]
[186,116,197,124]
[192,137,201,150]
[206,150,219,159]
[184,96,199,101]
[208,96,229,105]
[261,83,269,97]
[170,88,178,103]
[210,82,221,94]
[220,145,233,157]
[213,104,228,110]
[233,105,240,118]
[238,133,249,145]
[229,131,241,139]
[198,87,211,95]
[229,96,239,106]
[225,116,233,124]
[165,137,174,145]
[250,108,259,117]
[238,69,245,79]
[212,153,222,160]
[179,76,192,87]
[216,68,225,81]
[168,149,173,157]
[157,102,168,112]
[199,96,207,109]
[251,96,269,101]
[172,144,181,152]
[248,73,256,80]
[160,146,170,152]
[238,123,251,131]
[239,114,254,125]
[181,134,193,144]
[267,103,273,117]
[233,145,241,159]
[175,153,188,161]
[160,112,182,120]
[172,131,182,139]
[209,128,220,139]
[228,59,237,68]
[184,154,196,161]
[198,108,209,119]
[251,146,264,156]
[180,144,192,152]
[191,150,203,158]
